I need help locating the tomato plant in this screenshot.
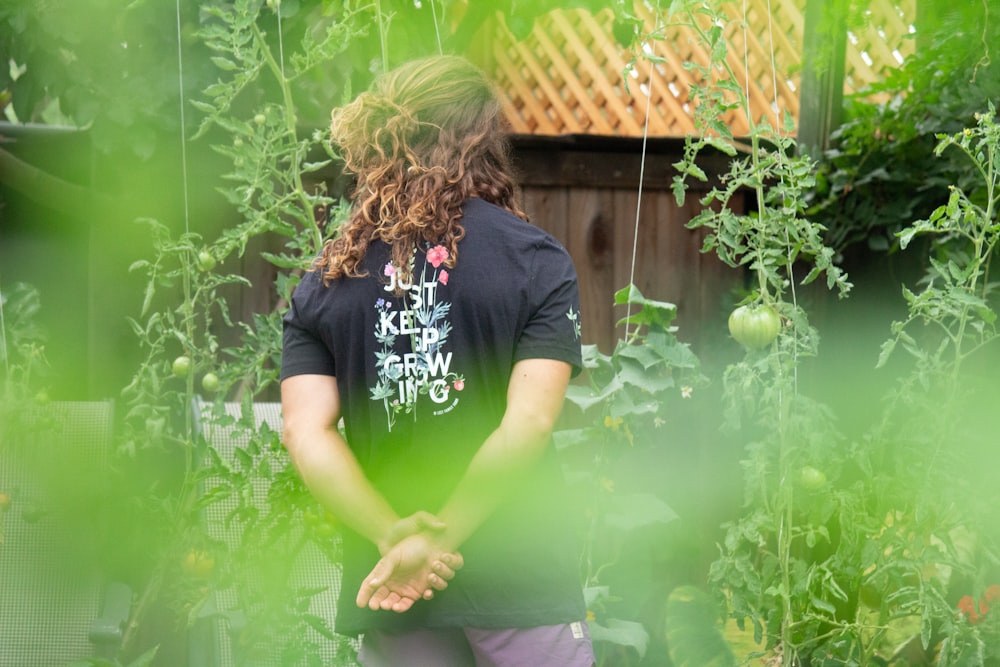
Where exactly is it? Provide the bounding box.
[671,3,852,663]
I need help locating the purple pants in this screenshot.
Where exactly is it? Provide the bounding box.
[358,621,596,667]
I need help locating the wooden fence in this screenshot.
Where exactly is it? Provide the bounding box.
[478,0,915,137]
[511,137,743,354]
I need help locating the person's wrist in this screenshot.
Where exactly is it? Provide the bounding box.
[433,525,461,555]
[374,517,402,557]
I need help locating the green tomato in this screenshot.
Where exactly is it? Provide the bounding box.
[728,304,781,349]
[197,250,216,272]
[172,355,191,378]
[798,465,828,490]
[253,113,266,126]
[201,372,220,394]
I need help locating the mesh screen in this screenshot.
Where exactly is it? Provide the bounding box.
[0,401,115,667]
[195,399,360,666]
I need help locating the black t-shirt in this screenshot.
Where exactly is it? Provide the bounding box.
[281,197,586,635]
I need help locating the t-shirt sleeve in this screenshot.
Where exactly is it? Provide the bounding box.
[280,281,337,380]
[513,236,584,375]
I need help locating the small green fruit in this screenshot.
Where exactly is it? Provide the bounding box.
[172,356,191,378]
[253,113,266,126]
[798,466,828,490]
[201,372,220,394]
[197,250,216,272]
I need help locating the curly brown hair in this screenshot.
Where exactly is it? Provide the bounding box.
[316,55,526,284]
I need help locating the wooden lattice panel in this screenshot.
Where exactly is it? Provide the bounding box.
[487,0,915,138]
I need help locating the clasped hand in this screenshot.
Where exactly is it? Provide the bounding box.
[356,511,463,613]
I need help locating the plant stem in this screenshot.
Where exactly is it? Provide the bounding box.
[253,22,325,255]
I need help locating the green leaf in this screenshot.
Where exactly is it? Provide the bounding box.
[564,375,624,412]
[614,284,677,330]
[589,618,649,658]
[605,493,678,531]
[552,428,593,452]
[584,585,611,608]
[125,646,160,667]
[672,174,688,206]
[261,251,309,270]
[301,160,332,173]
[140,281,156,317]
[234,447,253,470]
[876,337,897,369]
[616,343,663,370]
[897,227,919,250]
[810,596,837,616]
[210,56,238,71]
[704,136,737,156]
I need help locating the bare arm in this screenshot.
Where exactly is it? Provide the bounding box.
[281,373,402,552]
[435,357,572,551]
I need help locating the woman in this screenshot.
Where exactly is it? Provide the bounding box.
[281,55,593,667]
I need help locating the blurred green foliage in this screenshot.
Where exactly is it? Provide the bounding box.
[808,1,1000,255]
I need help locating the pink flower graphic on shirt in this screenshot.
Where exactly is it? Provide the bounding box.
[427,245,449,268]
[383,263,396,277]
[439,269,449,285]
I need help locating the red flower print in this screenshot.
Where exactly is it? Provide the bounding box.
[958,595,982,624]
[439,269,449,285]
[984,584,1000,604]
[453,379,464,391]
[427,245,449,268]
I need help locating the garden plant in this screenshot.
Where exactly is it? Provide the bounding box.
[1,1,999,666]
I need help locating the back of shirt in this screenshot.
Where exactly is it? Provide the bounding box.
[282,197,586,633]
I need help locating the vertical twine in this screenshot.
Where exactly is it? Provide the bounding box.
[623,53,655,342]
[174,0,191,236]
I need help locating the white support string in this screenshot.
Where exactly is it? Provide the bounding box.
[376,0,388,72]
[766,0,800,395]
[276,2,286,79]
[0,275,8,377]
[623,54,655,341]
[429,0,443,55]
[765,0,782,131]
[174,0,191,236]
[740,0,753,131]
